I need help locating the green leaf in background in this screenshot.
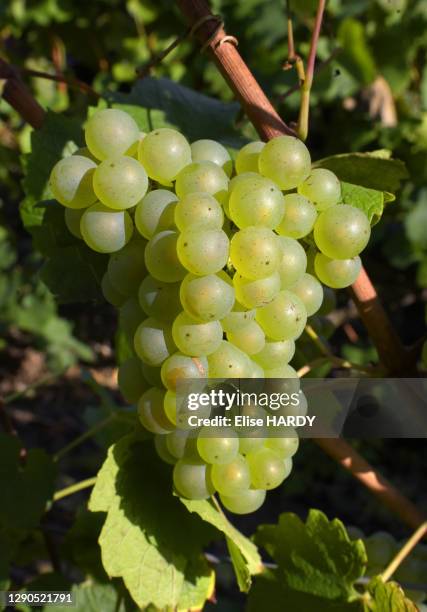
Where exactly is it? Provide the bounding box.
[89,434,217,610]
[0,434,56,530]
[180,497,263,592]
[337,18,377,86]
[315,150,408,193]
[367,577,418,611]
[340,182,387,225]
[45,582,130,612]
[248,510,367,610]
[405,198,427,250]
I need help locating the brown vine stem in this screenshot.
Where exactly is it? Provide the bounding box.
[20,67,100,99]
[0,58,45,129]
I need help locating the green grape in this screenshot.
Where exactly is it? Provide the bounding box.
[264,363,299,380]
[81,203,133,253]
[298,168,341,211]
[172,311,223,356]
[277,193,317,239]
[64,207,84,239]
[365,532,397,568]
[154,434,176,465]
[238,436,265,456]
[164,390,178,426]
[141,362,162,387]
[173,459,214,499]
[230,227,281,280]
[161,353,208,392]
[207,341,250,378]
[85,108,139,160]
[145,230,186,283]
[233,272,280,309]
[220,488,266,514]
[138,128,191,183]
[247,447,287,489]
[138,275,181,320]
[229,175,285,229]
[265,427,299,458]
[175,161,229,203]
[291,273,323,316]
[101,272,126,307]
[227,321,265,355]
[235,141,265,174]
[119,295,144,343]
[221,305,256,333]
[134,318,175,366]
[314,253,362,288]
[256,290,307,340]
[175,192,223,231]
[197,426,239,464]
[93,156,148,210]
[223,173,259,220]
[177,228,229,275]
[50,155,97,209]
[134,189,177,239]
[314,205,371,259]
[117,357,147,404]
[258,135,311,190]
[107,237,146,295]
[211,454,251,495]
[253,339,295,369]
[180,271,235,322]
[138,387,174,434]
[247,360,265,378]
[278,236,307,288]
[166,429,192,459]
[190,139,233,176]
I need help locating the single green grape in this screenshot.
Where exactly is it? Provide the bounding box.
[230,227,281,280]
[258,135,311,190]
[166,429,193,459]
[177,228,229,275]
[64,207,84,238]
[119,295,144,343]
[211,454,251,495]
[229,172,260,192]
[134,318,175,366]
[154,434,177,465]
[227,320,265,355]
[138,127,191,183]
[107,237,146,295]
[197,426,239,464]
[247,360,265,378]
[265,427,299,458]
[180,271,235,322]
[138,276,181,321]
[173,459,214,499]
[101,272,126,307]
[172,311,223,356]
[229,175,285,230]
[138,387,174,434]
[190,139,232,176]
[235,141,265,174]
[117,357,147,404]
[207,341,250,378]
[161,352,208,392]
[277,236,307,288]
[314,252,362,288]
[277,193,317,239]
[85,108,139,160]
[238,436,266,457]
[175,161,229,203]
[233,272,281,309]
[264,363,299,380]
[314,205,371,259]
[80,202,133,253]
[253,339,295,369]
[145,230,187,283]
[220,488,266,514]
[50,155,97,209]
[365,532,397,568]
[175,192,223,231]
[93,156,148,210]
[247,447,288,489]
[256,290,307,340]
[134,189,177,239]
[291,272,324,316]
[221,305,256,333]
[298,168,341,211]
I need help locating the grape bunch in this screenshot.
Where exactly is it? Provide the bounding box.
[49,108,371,514]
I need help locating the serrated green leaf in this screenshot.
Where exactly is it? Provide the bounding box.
[180,497,263,592]
[45,582,128,612]
[341,182,386,225]
[89,434,217,610]
[314,151,408,193]
[0,434,56,531]
[367,577,418,611]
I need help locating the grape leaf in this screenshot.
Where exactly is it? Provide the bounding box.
[340,182,386,225]
[88,434,217,610]
[180,497,263,592]
[366,577,418,611]
[46,582,130,612]
[314,150,408,193]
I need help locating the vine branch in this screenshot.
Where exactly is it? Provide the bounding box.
[0,59,45,129]
[381,521,427,582]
